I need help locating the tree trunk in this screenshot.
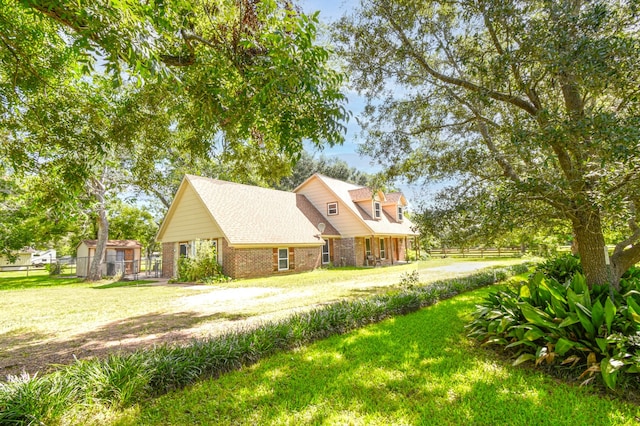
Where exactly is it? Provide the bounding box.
[572,208,616,289]
[570,235,579,255]
[88,177,109,281]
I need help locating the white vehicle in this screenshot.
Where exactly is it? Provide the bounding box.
[31,249,57,267]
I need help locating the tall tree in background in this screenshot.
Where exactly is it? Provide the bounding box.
[336,0,640,288]
[4,75,141,280]
[277,151,372,191]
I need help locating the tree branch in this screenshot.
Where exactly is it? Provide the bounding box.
[479,2,543,110]
[447,90,522,185]
[614,200,640,256]
[381,5,539,118]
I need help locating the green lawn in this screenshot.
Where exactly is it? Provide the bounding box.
[0,270,84,291]
[114,285,640,426]
[0,258,526,376]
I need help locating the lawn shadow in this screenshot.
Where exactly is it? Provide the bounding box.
[0,310,250,379]
[92,280,157,289]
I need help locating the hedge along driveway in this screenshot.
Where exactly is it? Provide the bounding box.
[118,285,640,426]
[0,259,523,377]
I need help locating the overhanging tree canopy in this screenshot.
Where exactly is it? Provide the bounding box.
[1,1,349,265]
[335,0,640,288]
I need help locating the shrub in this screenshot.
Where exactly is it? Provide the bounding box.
[0,372,77,425]
[176,240,229,283]
[468,271,640,389]
[399,270,420,288]
[534,253,582,283]
[45,262,66,276]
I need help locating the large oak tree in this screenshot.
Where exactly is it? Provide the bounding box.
[335,0,640,288]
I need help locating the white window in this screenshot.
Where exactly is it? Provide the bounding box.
[379,238,386,259]
[322,239,330,264]
[374,201,381,219]
[278,248,289,271]
[397,206,404,222]
[327,202,338,216]
[365,238,372,257]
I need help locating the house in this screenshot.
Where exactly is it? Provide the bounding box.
[157,174,418,280]
[76,240,142,277]
[294,174,418,267]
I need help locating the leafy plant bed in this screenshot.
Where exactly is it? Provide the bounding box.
[468,261,640,392]
[0,264,528,425]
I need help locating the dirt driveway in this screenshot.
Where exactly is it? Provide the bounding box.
[0,260,520,378]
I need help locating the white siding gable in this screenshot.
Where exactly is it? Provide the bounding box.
[160,183,225,243]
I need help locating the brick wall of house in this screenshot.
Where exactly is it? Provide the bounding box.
[162,242,175,278]
[236,248,274,279]
[221,239,236,278]
[355,237,365,267]
[295,247,323,271]
[397,238,407,262]
[222,242,322,279]
[334,238,357,267]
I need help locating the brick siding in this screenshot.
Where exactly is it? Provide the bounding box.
[221,239,322,279]
[161,242,175,278]
[334,238,357,267]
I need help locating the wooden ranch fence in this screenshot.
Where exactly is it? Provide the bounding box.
[428,247,523,258]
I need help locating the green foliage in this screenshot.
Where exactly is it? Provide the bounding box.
[44,262,69,276]
[2,2,349,263]
[0,372,74,425]
[0,264,526,423]
[276,151,372,191]
[176,240,229,283]
[468,271,640,389]
[534,253,583,284]
[399,270,420,289]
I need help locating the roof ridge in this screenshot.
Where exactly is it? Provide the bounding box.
[187,174,298,196]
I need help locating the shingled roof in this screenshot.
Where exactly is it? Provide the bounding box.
[171,175,329,246]
[295,174,418,237]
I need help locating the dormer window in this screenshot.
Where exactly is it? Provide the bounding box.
[397,206,404,222]
[327,202,338,216]
[374,201,381,219]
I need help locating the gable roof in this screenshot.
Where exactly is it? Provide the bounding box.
[384,192,407,205]
[295,173,418,236]
[158,175,327,247]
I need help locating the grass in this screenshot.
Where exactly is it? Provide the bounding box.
[0,258,527,377]
[115,283,640,426]
[1,265,528,424]
[0,270,84,291]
